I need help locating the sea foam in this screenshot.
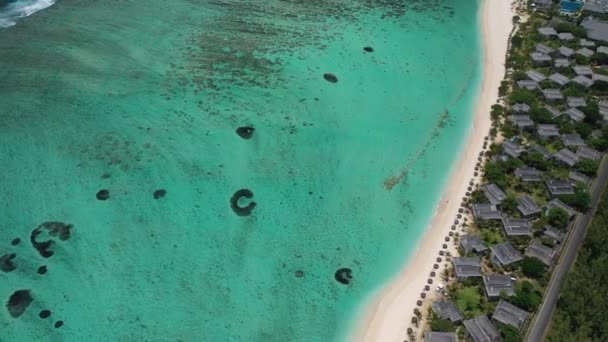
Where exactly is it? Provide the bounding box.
[0,0,55,28]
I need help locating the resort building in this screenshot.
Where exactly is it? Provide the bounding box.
[577,47,595,58]
[581,39,596,47]
[472,203,503,221]
[514,166,542,182]
[569,171,591,186]
[531,52,552,64]
[546,198,578,218]
[483,274,516,298]
[542,88,564,101]
[553,148,580,167]
[537,124,560,139]
[509,115,534,130]
[460,234,488,254]
[490,242,523,267]
[526,241,557,266]
[431,300,464,323]
[574,65,593,76]
[502,140,523,158]
[567,96,586,108]
[559,32,575,41]
[571,75,593,88]
[538,26,558,37]
[463,316,501,342]
[544,104,562,119]
[581,17,608,42]
[554,58,571,68]
[558,45,575,57]
[453,257,482,281]
[593,73,608,83]
[527,69,546,82]
[512,103,530,113]
[517,79,538,90]
[482,184,507,206]
[492,300,530,331]
[501,217,532,236]
[531,145,552,159]
[577,146,602,160]
[598,45,608,54]
[549,72,570,86]
[536,43,554,54]
[517,194,542,217]
[583,0,608,15]
[562,133,586,146]
[543,226,565,243]
[546,179,575,196]
[564,108,585,122]
[424,332,457,342]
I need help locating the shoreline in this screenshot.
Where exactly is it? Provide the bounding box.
[349,1,515,341]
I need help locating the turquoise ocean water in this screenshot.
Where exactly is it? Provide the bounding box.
[0,1,481,341]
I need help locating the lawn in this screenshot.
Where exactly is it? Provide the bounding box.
[480,229,504,245]
[454,286,484,319]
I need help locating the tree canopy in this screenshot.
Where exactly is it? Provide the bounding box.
[548,207,570,230]
[521,256,546,279]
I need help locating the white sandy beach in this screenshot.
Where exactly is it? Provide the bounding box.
[349,1,515,341]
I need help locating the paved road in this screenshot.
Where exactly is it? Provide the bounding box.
[526,156,608,342]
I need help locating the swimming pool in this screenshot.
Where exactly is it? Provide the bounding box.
[560,0,583,14]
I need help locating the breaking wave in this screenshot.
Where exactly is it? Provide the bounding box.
[0,0,55,28]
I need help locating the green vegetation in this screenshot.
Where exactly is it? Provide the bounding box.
[453,286,483,319]
[509,281,542,312]
[521,256,546,279]
[429,319,455,332]
[548,185,608,341]
[500,325,522,342]
[547,207,570,230]
[560,188,592,212]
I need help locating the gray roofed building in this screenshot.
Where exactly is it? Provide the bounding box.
[518,195,542,217]
[574,65,594,76]
[544,104,562,118]
[526,241,556,266]
[431,300,464,323]
[577,47,595,57]
[482,183,507,206]
[544,226,565,242]
[567,96,586,107]
[472,203,503,221]
[464,316,501,342]
[531,144,552,159]
[536,43,554,54]
[542,88,564,100]
[554,58,571,68]
[581,17,608,42]
[424,332,457,342]
[509,115,534,129]
[453,257,482,281]
[577,146,602,160]
[490,242,524,268]
[501,217,532,236]
[537,124,560,138]
[493,300,530,331]
[562,133,586,146]
[583,0,608,14]
[549,73,570,86]
[565,108,585,122]
[517,79,539,90]
[546,179,575,196]
[530,52,552,64]
[546,198,577,218]
[559,32,575,41]
[538,27,558,37]
[553,148,580,167]
[572,75,594,87]
[569,171,591,186]
[581,39,597,47]
[460,234,488,254]
[502,140,523,158]
[598,46,608,54]
[533,0,553,8]
[483,274,517,298]
[515,166,542,181]
[558,45,575,57]
[512,103,530,113]
[593,73,608,83]
[527,70,547,82]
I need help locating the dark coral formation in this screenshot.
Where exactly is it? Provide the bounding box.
[236,126,255,139]
[323,73,338,83]
[37,265,47,275]
[0,253,17,272]
[229,189,256,216]
[295,270,304,278]
[39,310,51,319]
[10,238,20,246]
[30,222,74,258]
[363,46,374,52]
[96,189,110,201]
[334,268,353,285]
[54,320,64,328]
[153,189,167,199]
[6,290,33,318]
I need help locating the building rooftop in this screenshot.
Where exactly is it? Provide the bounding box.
[431,300,464,323]
[558,45,575,57]
[567,96,587,107]
[531,52,552,63]
[546,198,577,218]
[544,226,565,242]
[574,65,594,76]
[493,299,530,331]
[581,39,597,47]
[537,124,560,137]
[460,234,488,254]
[512,103,530,113]
[514,166,543,182]
[542,88,564,100]
[518,194,542,217]
[583,1,608,15]
[593,73,608,83]
[553,148,580,167]
[536,43,555,54]
[531,144,552,159]
[526,240,557,266]
[571,75,594,87]
[569,170,591,186]
[424,332,457,342]
[483,274,516,297]
[502,140,523,158]
[538,27,558,36]
[502,217,532,236]
[482,183,507,206]
[565,108,585,122]
[491,242,524,267]
[527,69,547,82]
[577,47,595,57]
[472,203,503,221]
[581,17,608,42]
[509,115,534,129]
[598,45,608,54]
[577,146,602,160]
[555,58,571,68]
[559,32,576,41]
[549,72,570,86]
[562,133,586,146]
[517,79,538,90]
[464,316,501,342]
[453,257,482,279]
[546,179,576,196]
[544,104,562,118]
